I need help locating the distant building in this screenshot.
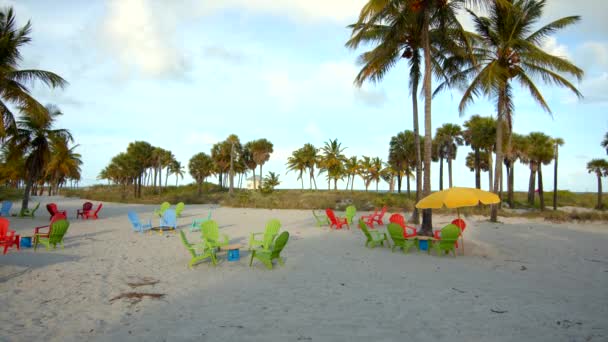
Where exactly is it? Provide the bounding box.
[246,176,262,190]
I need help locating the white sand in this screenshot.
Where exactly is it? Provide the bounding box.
[1,196,607,341]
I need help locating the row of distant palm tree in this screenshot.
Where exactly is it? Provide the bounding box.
[0,8,77,212]
[347,0,583,229]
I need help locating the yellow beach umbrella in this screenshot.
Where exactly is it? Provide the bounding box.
[415,187,500,209]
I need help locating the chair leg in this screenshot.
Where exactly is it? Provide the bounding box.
[249,251,255,267]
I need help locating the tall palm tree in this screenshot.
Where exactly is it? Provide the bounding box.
[370,157,384,192]
[13,104,72,210]
[435,123,463,189]
[358,156,374,192]
[286,147,307,190]
[504,132,529,207]
[189,152,213,196]
[601,132,608,155]
[169,160,185,187]
[526,132,554,210]
[126,141,154,198]
[299,143,318,190]
[463,115,495,189]
[586,159,608,209]
[552,137,564,210]
[344,156,359,191]
[0,8,67,138]
[242,142,258,190]
[452,0,583,221]
[224,134,241,194]
[250,138,273,189]
[262,171,281,192]
[45,135,81,195]
[347,0,474,231]
[319,139,346,190]
[389,130,417,195]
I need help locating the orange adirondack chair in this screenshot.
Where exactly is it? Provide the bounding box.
[0,218,19,254]
[388,213,417,238]
[325,208,349,230]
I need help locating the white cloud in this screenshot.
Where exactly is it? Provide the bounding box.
[100,0,189,79]
[541,36,571,59]
[575,41,608,72]
[203,0,367,23]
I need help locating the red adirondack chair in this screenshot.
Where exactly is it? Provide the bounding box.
[84,203,103,220]
[76,202,93,219]
[361,206,387,228]
[388,213,417,238]
[325,208,349,230]
[0,218,19,254]
[46,203,67,220]
[34,213,67,243]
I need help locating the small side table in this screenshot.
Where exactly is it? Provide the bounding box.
[222,244,243,262]
[415,236,436,252]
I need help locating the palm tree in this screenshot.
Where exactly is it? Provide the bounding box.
[286,147,307,190]
[224,134,241,194]
[319,139,346,190]
[0,8,68,139]
[211,141,231,189]
[504,132,529,207]
[189,152,213,196]
[262,171,281,192]
[358,156,374,192]
[242,142,258,189]
[389,131,417,195]
[45,135,81,195]
[552,137,564,210]
[13,104,72,210]
[435,123,463,188]
[169,160,185,187]
[347,0,474,230]
[250,139,273,189]
[453,0,583,221]
[465,150,490,175]
[526,132,554,210]
[300,143,318,190]
[463,115,496,191]
[586,159,608,209]
[126,141,154,198]
[601,132,608,155]
[370,157,384,192]
[344,156,359,191]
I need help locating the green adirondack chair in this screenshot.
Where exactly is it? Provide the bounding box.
[179,230,217,268]
[387,223,416,253]
[154,202,171,217]
[345,205,357,225]
[358,219,389,248]
[201,220,229,249]
[34,219,69,250]
[175,202,185,217]
[430,224,460,256]
[19,202,40,218]
[249,218,281,250]
[250,231,289,269]
[312,210,330,227]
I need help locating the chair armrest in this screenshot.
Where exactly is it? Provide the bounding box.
[404,225,417,236]
[34,225,50,234]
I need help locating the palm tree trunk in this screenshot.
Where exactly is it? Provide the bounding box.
[474,147,481,189]
[448,154,453,188]
[528,164,536,205]
[597,173,603,209]
[158,166,162,192]
[397,174,402,193]
[553,146,559,210]
[412,76,422,225]
[507,161,514,208]
[197,179,202,196]
[420,10,433,234]
[488,151,493,192]
[406,175,411,197]
[439,156,444,191]
[259,164,263,189]
[20,175,33,211]
[165,169,169,188]
[229,143,235,195]
[538,164,545,211]
[334,179,338,191]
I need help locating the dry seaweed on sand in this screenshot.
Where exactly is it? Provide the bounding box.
[109,292,166,305]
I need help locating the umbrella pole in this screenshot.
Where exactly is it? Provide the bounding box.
[457,208,464,255]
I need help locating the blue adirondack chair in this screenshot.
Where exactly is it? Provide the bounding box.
[159,208,177,234]
[0,201,12,217]
[128,211,152,233]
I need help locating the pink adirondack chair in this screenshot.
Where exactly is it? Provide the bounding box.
[325,208,349,230]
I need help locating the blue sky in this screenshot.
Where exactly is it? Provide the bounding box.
[4,0,608,192]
